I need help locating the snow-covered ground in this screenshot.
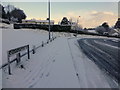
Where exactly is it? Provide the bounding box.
[1,28,119,88]
[87,30,97,34]
[0,23,13,29]
[2,29,51,65]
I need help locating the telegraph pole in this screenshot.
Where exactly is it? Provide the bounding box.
[48,0,51,40]
[76,16,80,35]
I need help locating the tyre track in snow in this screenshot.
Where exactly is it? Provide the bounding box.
[78,38,119,84]
[67,38,81,87]
[67,37,111,88]
[67,38,101,88]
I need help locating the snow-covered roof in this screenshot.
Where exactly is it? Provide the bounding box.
[22,19,54,23]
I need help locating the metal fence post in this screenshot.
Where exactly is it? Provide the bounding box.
[47,39,49,44]
[27,45,30,59]
[42,41,44,47]
[16,53,21,64]
[7,51,11,75]
[50,39,52,42]
[32,45,36,54]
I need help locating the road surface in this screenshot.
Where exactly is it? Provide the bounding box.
[78,38,120,83]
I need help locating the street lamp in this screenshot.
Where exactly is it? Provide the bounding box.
[48,0,51,40]
[76,16,80,35]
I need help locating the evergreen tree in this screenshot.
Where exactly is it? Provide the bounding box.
[61,17,69,25]
[0,4,7,19]
[114,18,120,29]
[10,8,26,23]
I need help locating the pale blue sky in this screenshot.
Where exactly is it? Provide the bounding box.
[1,2,118,27]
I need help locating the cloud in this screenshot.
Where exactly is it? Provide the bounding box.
[48,10,118,28]
[62,11,118,28]
[84,11,118,28]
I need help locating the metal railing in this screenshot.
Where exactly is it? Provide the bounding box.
[0,36,57,75]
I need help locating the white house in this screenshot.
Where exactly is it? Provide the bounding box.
[22,19,54,25]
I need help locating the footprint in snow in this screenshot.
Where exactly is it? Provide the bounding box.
[29,85,33,88]
[53,59,55,62]
[40,73,43,78]
[46,72,50,77]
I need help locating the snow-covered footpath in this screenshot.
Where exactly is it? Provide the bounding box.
[1,28,118,88]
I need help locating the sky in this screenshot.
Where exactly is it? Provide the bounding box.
[1,2,118,28]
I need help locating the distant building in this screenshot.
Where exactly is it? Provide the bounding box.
[69,21,77,30]
[58,19,77,28]
[69,21,83,31]
[22,19,54,25]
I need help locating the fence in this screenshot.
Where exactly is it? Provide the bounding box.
[1,36,57,75]
[7,45,30,75]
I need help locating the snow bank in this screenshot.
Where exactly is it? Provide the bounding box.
[0,23,13,29]
[2,29,50,65]
[87,30,97,34]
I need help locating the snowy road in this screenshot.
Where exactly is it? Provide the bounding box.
[78,38,119,86]
[67,37,118,88]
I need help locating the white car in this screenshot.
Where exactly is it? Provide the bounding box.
[112,33,119,37]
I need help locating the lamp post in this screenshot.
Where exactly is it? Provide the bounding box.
[48,0,51,40]
[76,16,80,35]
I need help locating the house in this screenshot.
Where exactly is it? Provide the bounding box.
[22,19,54,25]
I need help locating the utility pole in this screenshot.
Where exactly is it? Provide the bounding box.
[76,16,81,35]
[77,19,79,34]
[48,0,51,40]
